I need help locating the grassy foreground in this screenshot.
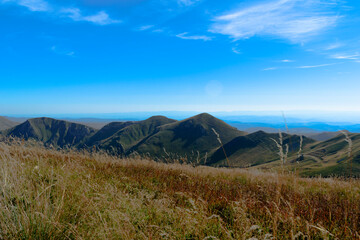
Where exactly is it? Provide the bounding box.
[0,140,360,239]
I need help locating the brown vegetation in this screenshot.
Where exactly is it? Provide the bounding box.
[0,139,359,239]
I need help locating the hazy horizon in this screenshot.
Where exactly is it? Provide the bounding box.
[5,110,360,124]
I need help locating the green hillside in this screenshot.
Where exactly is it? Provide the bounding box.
[131,113,246,162]
[4,118,96,147]
[295,132,360,177]
[209,131,315,167]
[95,116,177,154]
[84,121,134,146]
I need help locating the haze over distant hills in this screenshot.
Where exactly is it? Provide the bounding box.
[0,116,18,131]
[4,112,360,135]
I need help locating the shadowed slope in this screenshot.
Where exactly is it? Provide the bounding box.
[5,118,96,147]
[95,116,177,154]
[209,131,315,167]
[84,121,135,147]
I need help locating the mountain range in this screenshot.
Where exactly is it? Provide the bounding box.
[0,113,358,176]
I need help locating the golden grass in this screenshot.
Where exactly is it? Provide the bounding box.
[0,139,360,239]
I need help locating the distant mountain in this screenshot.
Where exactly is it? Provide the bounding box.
[241,127,339,142]
[92,116,177,154]
[0,116,19,131]
[306,132,341,141]
[209,131,315,167]
[130,113,246,162]
[4,118,96,147]
[229,121,360,134]
[230,122,342,142]
[60,118,126,130]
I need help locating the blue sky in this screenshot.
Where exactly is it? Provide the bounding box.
[1,0,360,117]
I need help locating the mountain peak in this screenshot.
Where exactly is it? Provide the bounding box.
[146,115,174,122]
[191,113,214,120]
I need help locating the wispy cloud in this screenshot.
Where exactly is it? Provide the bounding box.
[2,0,50,11]
[263,62,340,71]
[152,29,164,33]
[50,46,75,57]
[209,0,340,43]
[330,53,359,60]
[61,8,121,25]
[2,0,120,25]
[177,0,201,6]
[263,67,277,71]
[325,42,344,50]
[176,32,213,41]
[232,47,241,54]
[297,63,338,69]
[137,25,154,31]
[281,59,294,62]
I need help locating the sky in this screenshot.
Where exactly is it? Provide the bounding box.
[1,0,360,118]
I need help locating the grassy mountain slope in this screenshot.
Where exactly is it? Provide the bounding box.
[4,117,96,147]
[95,116,177,154]
[0,116,19,131]
[209,131,315,167]
[296,132,360,177]
[84,121,134,147]
[132,113,246,161]
[250,132,360,177]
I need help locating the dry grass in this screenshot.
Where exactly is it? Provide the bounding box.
[1,139,360,239]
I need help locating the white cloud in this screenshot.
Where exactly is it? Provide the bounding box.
[281,59,294,62]
[263,67,277,71]
[325,42,344,50]
[138,25,154,31]
[3,0,50,11]
[330,53,359,60]
[297,63,337,69]
[61,8,121,25]
[2,0,120,25]
[209,0,340,43]
[176,32,213,41]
